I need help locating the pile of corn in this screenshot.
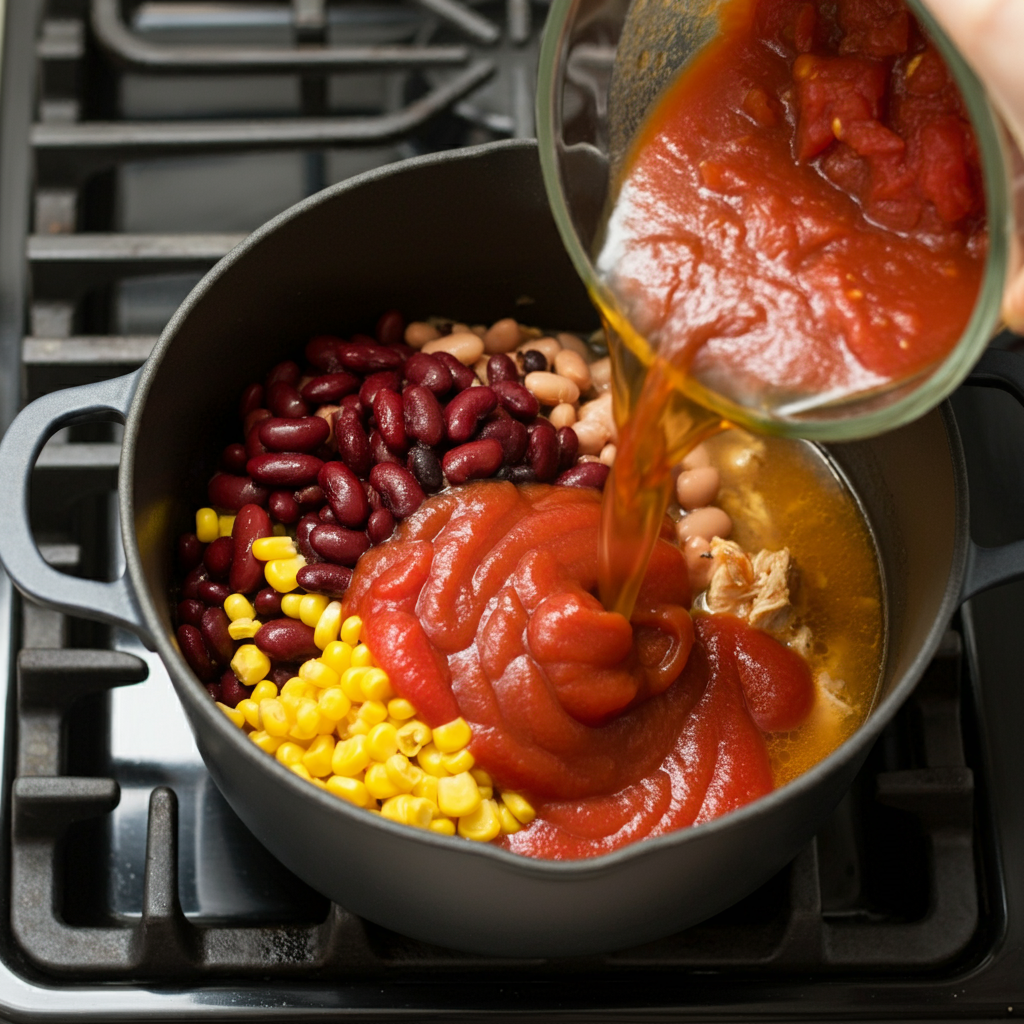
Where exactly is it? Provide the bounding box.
[201,521,535,842]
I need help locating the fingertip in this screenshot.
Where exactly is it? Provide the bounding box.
[1003,269,1024,335]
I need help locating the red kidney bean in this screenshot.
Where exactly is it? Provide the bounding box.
[305,335,345,373]
[365,483,383,512]
[269,489,300,524]
[505,465,537,484]
[258,416,330,453]
[556,462,610,489]
[255,618,320,662]
[369,429,403,466]
[182,565,210,600]
[267,381,308,418]
[407,444,444,492]
[443,439,504,485]
[268,666,295,687]
[203,536,234,580]
[245,425,268,461]
[487,353,519,384]
[295,513,322,563]
[337,340,403,374]
[220,671,253,709]
[250,591,280,623]
[404,352,452,395]
[493,380,540,420]
[479,417,529,465]
[246,453,323,488]
[177,533,203,571]
[373,388,406,451]
[433,351,476,391]
[222,443,248,474]
[208,473,269,511]
[239,382,264,420]
[301,371,359,403]
[335,407,373,477]
[318,461,370,527]
[520,349,548,374]
[201,606,236,664]
[177,598,204,628]
[376,309,405,346]
[360,370,402,409]
[197,580,231,605]
[229,503,272,594]
[369,463,425,518]
[243,407,272,438]
[556,425,579,471]
[293,484,324,510]
[339,393,365,418]
[445,386,497,443]
[266,360,301,388]
[367,508,396,545]
[528,420,559,483]
[318,504,337,523]
[310,524,371,566]
[177,624,217,681]
[204,681,223,702]
[295,563,353,599]
[403,385,445,446]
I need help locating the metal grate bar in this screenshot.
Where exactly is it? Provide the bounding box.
[24,336,157,365]
[412,0,500,44]
[29,233,246,261]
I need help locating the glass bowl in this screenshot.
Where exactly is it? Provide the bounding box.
[536,0,1014,441]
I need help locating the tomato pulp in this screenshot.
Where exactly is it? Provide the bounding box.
[346,482,814,859]
[597,0,986,410]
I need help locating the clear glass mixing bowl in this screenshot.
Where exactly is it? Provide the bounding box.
[536,0,1014,441]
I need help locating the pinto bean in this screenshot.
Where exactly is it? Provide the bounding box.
[404,352,452,395]
[432,351,477,391]
[310,524,371,566]
[359,370,402,408]
[407,444,445,492]
[555,462,610,489]
[423,331,484,365]
[405,322,441,348]
[376,309,405,346]
[676,506,732,543]
[305,335,346,373]
[527,420,559,482]
[266,360,301,388]
[178,624,217,681]
[267,381,308,418]
[239,382,264,420]
[370,463,426,518]
[229,503,272,593]
[403,385,445,446]
[295,563,353,599]
[676,466,720,510]
[208,473,269,512]
[337,340,403,373]
[445,386,497,443]
[367,508,396,545]
[335,407,373,477]
[373,388,406,451]
[483,318,521,354]
[197,580,231,605]
[301,372,360,403]
[318,461,370,528]
[255,618,320,662]
[254,587,282,618]
[177,598,204,628]
[201,606,236,664]
[246,453,323,488]
[177,532,203,571]
[203,536,233,580]
[443,439,504,485]
[258,416,330,453]
[221,443,248,474]
[492,380,540,420]
[479,417,529,465]
[269,490,300,524]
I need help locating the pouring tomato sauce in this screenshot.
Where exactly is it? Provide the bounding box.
[346,483,814,859]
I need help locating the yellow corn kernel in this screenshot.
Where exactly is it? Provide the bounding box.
[289,698,321,741]
[387,698,416,721]
[260,698,291,737]
[364,762,400,800]
[433,717,471,753]
[265,555,306,593]
[302,734,336,777]
[272,522,287,536]
[441,749,475,774]
[224,593,256,621]
[275,741,306,767]
[316,712,338,734]
[351,643,374,668]
[250,680,278,703]
[299,658,339,691]
[417,743,449,778]
[326,774,371,808]
[437,771,481,818]
[412,773,438,804]
[281,593,303,618]
[396,720,431,758]
[196,507,219,543]
[380,794,434,829]
[358,700,388,727]
[384,753,420,793]
[218,513,236,538]
[366,722,399,762]
[281,677,312,699]
[321,640,353,674]
[332,734,371,776]
[299,593,330,627]
[497,802,521,834]
[289,763,313,782]
[344,714,370,737]
[340,615,363,646]
[339,667,368,702]
[236,698,261,730]
[429,818,456,836]
[227,617,262,640]
[500,791,536,825]
[314,600,343,649]
[360,668,394,702]
[471,768,493,789]
[230,644,270,686]
[216,701,245,728]
[252,535,297,561]
[249,729,282,754]
[317,687,351,722]
[459,799,501,842]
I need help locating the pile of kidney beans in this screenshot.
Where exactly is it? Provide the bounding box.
[175,311,609,705]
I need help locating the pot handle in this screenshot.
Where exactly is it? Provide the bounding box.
[960,348,1024,602]
[0,370,153,645]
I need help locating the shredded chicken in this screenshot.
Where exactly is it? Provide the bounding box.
[704,538,793,632]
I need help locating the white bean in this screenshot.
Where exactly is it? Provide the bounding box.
[572,418,610,456]
[599,443,617,466]
[590,356,612,392]
[483,318,522,354]
[676,466,720,510]
[681,443,711,470]
[554,349,592,392]
[683,536,715,591]
[524,371,580,406]
[473,355,491,383]
[676,506,732,543]
[315,404,340,447]
[549,402,577,429]
[405,322,440,348]
[556,333,591,359]
[423,332,485,365]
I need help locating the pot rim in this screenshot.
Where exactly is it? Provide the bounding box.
[119,138,972,880]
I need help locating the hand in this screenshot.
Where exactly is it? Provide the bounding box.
[923,0,1024,332]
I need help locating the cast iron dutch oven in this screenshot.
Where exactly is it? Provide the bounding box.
[1,140,1023,957]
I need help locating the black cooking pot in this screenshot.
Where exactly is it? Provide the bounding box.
[1,140,1022,957]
